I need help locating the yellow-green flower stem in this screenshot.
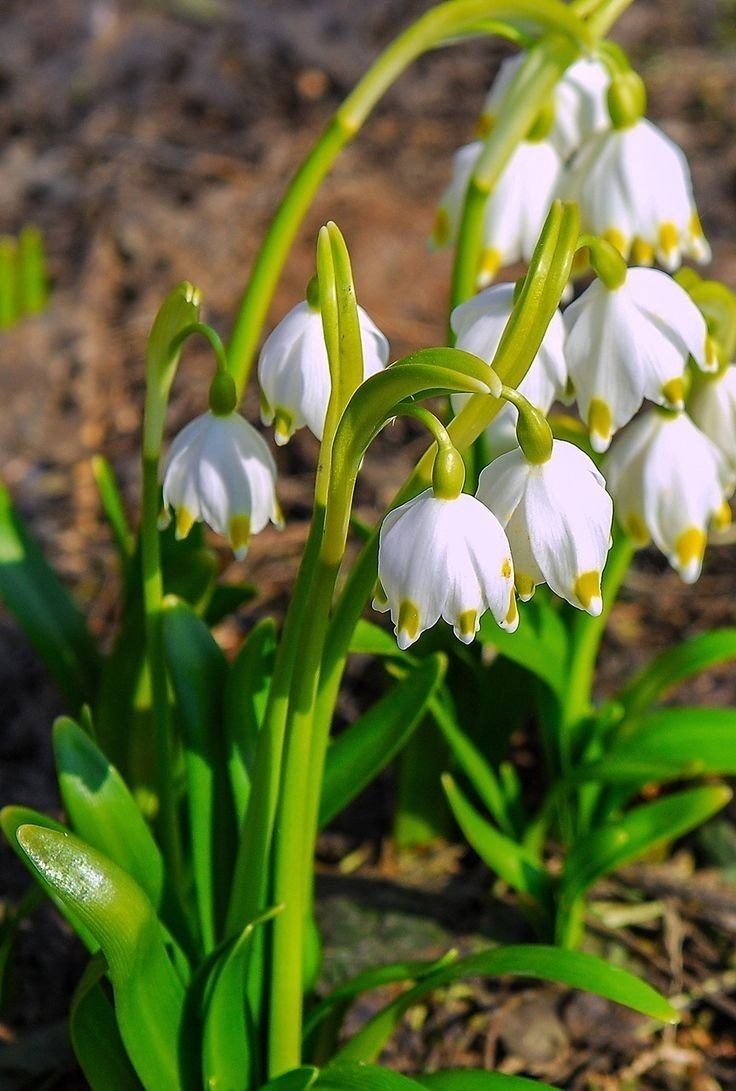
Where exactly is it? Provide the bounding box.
[141,284,201,893]
[500,384,554,463]
[225,0,591,399]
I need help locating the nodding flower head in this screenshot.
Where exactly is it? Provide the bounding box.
[375,489,518,649]
[160,410,281,560]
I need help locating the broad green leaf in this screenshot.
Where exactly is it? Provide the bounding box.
[70,955,143,1091]
[477,595,567,698]
[618,629,736,716]
[349,619,409,660]
[442,775,553,923]
[416,1074,556,1090]
[53,717,164,910]
[224,617,277,822]
[562,785,733,905]
[0,482,99,708]
[163,597,235,952]
[334,944,677,1064]
[317,1063,425,1089]
[258,1069,318,1091]
[320,655,446,828]
[15,825,185,1091]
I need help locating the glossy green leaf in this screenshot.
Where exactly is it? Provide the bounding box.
[335,944,676,1064]
[317,1063,425,1089]
[0,482,99,708]
[618,629,736,716]
[320,654,446,828]
[442,775,553,920]
[349,619,409,660]
[563,785,733,904]
[163,597,234,952]
[258,1069,318,1091]
[53,717,165,910]
[14,825,185,1091]
[224,617,277,822]
[476,595,567,697]
[70,955,143,1091]
[416,1074,556,1090]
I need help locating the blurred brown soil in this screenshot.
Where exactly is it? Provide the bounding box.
[1,0,736,1087]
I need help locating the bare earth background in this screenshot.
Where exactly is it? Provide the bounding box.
[1,1,736,1087]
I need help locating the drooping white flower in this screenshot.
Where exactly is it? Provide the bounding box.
[481,55,610,160]
[375,490,518,648]
[160,411,281,559]
[258,299,389,445]
[603,409,733,582]
[563,118,710,270]
[564,267,713,453]
[476,441,613,613]
[450,282,568,455]
[688,365,736,477]
[432,139,563,286]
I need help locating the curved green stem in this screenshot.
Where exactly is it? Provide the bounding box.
[225,0,591,398]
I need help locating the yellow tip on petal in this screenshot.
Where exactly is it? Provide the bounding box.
[674,526,706,583]
[658,221,679,260]
[704,335,720,372]
[455,609,478,644]
[503,590,519,632]
[431,208,451,249]
[476,112,494,139]
[273,409,294,447]
[624,512,650,546]
[175,506,196,541]
[228,514,251,560]
[588,398,613,452]
[259,389,274,426]
[689,210,705,240]
[477,247,502,288]
[712,500,732,532]
[272,499,285,530]
[661,376,685,409]
[157,507,172,532]
[630,237,655,266]
[397,599,421,649]
[515,572,536,601]
[602,227,628,258]
[501,558,513,580]
[372,581,389,611]
[575,570,602,615]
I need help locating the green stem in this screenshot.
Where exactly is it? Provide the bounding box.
[561,530,635,755]
[226,0,590,396]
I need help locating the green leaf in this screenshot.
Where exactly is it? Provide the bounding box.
[477,595,567,698]
[53,717,165,910]
[224,617,277,822]
[258,1069,319,1091]
[562,785,733,905]
[442,775,553,924]
[416,1075,556,1090]
[163,597,235,952]
[14,825,185,1091]
[204,581,257,627]
[0,482,99,708]
[349,619,409,660]
[617,629,736,716]
[320,654,446,828]
[334,944,677,1064]
[70,955,143,1091]
[317,1062,425,1089]
[91,456,135,567]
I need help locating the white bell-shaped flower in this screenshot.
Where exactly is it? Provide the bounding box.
[688,365,736,477]
[481,55,610,161]
[258,299,389,445]
[564,267,713,453]
[563,118,710,270]
[450,282,568,455]
[375,490,518,649]
[432,139,563,286]
[476,441,613,613]
[603,409,733,583]
[160,410,281,559]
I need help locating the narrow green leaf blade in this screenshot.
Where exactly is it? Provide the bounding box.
[320,655,446,828]
[335,944,677,1064]
[318,1062,425,1089]
[416,1074,556,1090]
[563,785,733,904]
[0,482,99,708]
[224,616,277,822]
[70,956,143,1091]
[618,629,736,716]
[53,717,165,910]
[258,1069,319,1091]
[14,825,185,1091]
[91,455,135,564]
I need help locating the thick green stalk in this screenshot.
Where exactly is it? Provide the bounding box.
[225,0,590,395]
